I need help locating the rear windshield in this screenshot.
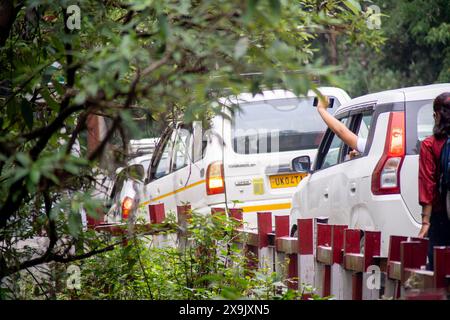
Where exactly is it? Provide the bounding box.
[406,99,434,155]
[232,97,338,154]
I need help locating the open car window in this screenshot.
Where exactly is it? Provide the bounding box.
[317,117,350,170]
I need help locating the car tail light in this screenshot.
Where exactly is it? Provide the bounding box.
[206,161,225,195]
[121,196,133,221]
[371,112,405,195]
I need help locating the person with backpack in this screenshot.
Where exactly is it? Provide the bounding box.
[418,92,450,270]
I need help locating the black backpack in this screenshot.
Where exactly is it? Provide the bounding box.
[439,137,450,219]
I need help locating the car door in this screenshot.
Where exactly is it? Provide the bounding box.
[328,109,375,229]
[300,116,351,223]
[141,126,177,214]
[172,124,198,207]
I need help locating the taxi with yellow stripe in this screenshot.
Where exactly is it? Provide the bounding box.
[112,88,350,228]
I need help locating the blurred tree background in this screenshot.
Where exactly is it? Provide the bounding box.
[333,0,450,96]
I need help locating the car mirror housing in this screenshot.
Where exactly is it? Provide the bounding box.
[128,164,145,182]
[291,155,311,173]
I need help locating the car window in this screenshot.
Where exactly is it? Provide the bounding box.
[173,126,192,171]
[417,103,434,142]
[405,99,434,155]
[154,136,174,179]
[110,170,127,200]
[232,97,339,154]
[357,114,373,142]
[351,112,374,156]
[140,159,151,173]
[318,117,349,170]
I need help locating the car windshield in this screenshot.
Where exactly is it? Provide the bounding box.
[232,97,337,154]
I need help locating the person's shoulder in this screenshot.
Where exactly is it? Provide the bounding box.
[422,135,447,145]
[421,135,447,153]
[421,136,435,147]
[420,135,438,153]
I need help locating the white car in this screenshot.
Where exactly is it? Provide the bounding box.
[128,138,158,159]
[106,154,152,223]
[289,83,450,256]
[125,87,350,228]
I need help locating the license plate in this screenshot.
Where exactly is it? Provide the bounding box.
[269,173,306,189]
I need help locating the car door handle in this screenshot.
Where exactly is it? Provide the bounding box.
[350,183,356,193]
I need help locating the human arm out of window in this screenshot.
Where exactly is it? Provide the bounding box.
[317,96,358,150]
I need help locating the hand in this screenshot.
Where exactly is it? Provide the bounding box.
[418,223,430,238]
[317,95,330,111]
[349,150,360,159]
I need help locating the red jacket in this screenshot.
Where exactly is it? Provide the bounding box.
[418,135,446,213]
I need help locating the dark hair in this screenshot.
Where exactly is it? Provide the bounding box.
[433,92,450,139]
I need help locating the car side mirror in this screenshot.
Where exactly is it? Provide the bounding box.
[291,155,311,173]
[128,164,145,182]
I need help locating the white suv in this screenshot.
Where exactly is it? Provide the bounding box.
[125,88,351,227]
[289,83,450,256]
[106,154,152,224]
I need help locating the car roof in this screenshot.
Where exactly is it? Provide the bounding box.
[127,154,153,166]
[335,83,450,115]
[218,87,351,106]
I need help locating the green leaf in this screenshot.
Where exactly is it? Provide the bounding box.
[40,88,60,111]
[74,91,87,105]
[158,14,169,41]
[130,1,152,11]
[244,0,260,23]
[11,168,29,184]
[16,152,31,167]
[234,37,249,59]
[120,35,133,60]
[20,99,33,129]
[6,98,19,120]
[64,162,80,175]
[41,171,59,184]
[344,0,362,15]
[52,80,65,96]
[29,166,41,184]
[68,212,82,238]
[268,0,281,19]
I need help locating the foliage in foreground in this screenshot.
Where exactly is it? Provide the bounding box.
[2,211,325,300]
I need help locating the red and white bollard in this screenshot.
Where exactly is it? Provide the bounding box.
[385,235,408,299]
[342,229,382,300]
[434,246,450,289]
[148,203,171,247]
[274,215,298,289]
[330,225,347,299]
[342,229,362,300]
[315,223,332,297]
[257,212,274,271]
[274,215,290,274]
[361,231,381,300]
[177,204,192,250]
[297,218,315,295]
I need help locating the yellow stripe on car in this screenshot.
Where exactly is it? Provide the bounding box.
[241,202,291,213]
[139,179,206,207]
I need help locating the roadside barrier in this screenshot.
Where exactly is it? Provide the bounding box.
[94,206,450,300]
